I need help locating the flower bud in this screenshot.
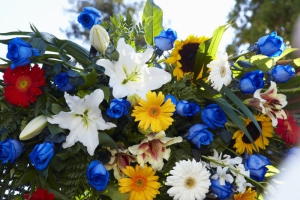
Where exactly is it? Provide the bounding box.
[89,25,109,54]
[19,115,47,140]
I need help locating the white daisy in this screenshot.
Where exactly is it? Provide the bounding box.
[166,159,211,200]
[207,52,232,91]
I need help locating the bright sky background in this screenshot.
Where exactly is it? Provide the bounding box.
[0,0,235,63]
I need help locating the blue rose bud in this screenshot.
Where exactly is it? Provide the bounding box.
[106,98,130,119]
[272,64,295,83]
[78,7,101,30]
[187,124,213,148]
[176,100,200,117]
[29,143,54,171]
[154,28,177,51]
[244,154,271,182]
[0,138,24,164]
[54,72,76,92]
[240,70,264,94]
[256,31,286,57]
[210,178,233,200]
[201,104,227,129]
[6,37,40,70]
[86,160,110,191]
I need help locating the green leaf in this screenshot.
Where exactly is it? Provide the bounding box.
[250,55,275,71]
[27,37,47,55]
[98,85,111,102]
[98,131,118,151]
[142,0,164,45]
[47,122,64,136]
[78,68,98,90]
[273,48,299,61]
[102,182,130,200]
[47,189,69,200]
[17,169,37,185]
[50,156,66,172]
[293,58,300,67]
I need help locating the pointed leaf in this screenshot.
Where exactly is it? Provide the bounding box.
[78,68,98,90]
[142,0,164,45]
[17,169,37,185]
[98,131,118,151]
[273,48,299,61]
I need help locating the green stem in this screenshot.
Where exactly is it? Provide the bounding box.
[228,50,255,61]
[201,155,267,190]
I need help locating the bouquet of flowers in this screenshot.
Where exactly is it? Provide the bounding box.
[0,1,300,199]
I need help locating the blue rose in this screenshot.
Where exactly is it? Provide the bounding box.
[244,154,271,182]
[240,70,264,94]
[106,98,130,119]
[78,7,101,29]
[201,104,227,129]
[0,138,24,164]
[86,160,110,191]
[29,143,54,171]
[54,71,76,92]
[176,100,200,117]
[256,31,286,57]
[210,178,233,200]
[186,124,213,148]
[154,28,177,51]
[6,37,40,70]
[272,65,295,83]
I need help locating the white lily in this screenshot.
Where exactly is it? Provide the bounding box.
[90,25,110,54]
[47,89,116,155]
[96,38,171,99]
[211,166,234,185]
[19,115,47,140]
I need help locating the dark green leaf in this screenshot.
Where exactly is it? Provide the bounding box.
[98,131,118,151]
[27,37,47,55]
[78,68,98,90]
[47,123,64,136]
[17,169,37,185]
[219,129,233,143]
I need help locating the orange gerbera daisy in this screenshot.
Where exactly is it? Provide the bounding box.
[234,188,257,200]
[3,64,46,108]
[118,164,161,200]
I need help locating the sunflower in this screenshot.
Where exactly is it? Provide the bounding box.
[118,164,161,200]
[165,34,209,80]
[3,64,46,108]
[234,188,257,200]
[232,114,273,155]
[132,91,175,133]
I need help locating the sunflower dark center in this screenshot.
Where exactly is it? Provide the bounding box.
[178,43,199,72]
[242,122,262,144]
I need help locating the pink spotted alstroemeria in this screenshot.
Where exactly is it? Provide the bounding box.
[128,131,182,171]
[105,145,136,180]
[244,81,287,126]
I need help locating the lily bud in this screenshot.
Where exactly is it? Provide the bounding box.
[19,115,47,140]
[89,25,109,54]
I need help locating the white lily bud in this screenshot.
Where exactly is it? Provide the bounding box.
[89,25,110,54]
[19,115,47,140]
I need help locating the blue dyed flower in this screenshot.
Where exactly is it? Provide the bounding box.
[176,100,200,117]
[106,98,130,119]
[154,28,177,51]
[86,160,110,191]
[240,70,264,94]
[0,138,24,164]
[272,65,295,83]
[29,143,54,171]
[210,178,233,200]
[54,71,77,92]
[256,31,286,57]
[187,124,213,148]
[202,104,227,129]
[244,154,271,182]
[6,37,40,69]
[78,7,101,29]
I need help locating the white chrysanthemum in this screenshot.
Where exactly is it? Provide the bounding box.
[207,52,232,91]
[166,159,211,200]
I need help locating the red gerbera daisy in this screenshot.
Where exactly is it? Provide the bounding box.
[3,64,46,108]
[24,187,55,200]
[276,111,300,145]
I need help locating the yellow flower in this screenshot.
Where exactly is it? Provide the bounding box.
[234,188,257,200]
[118,164,161,200]
[232,114,274,155]
[132,91,175,133]
[165,34,209,80]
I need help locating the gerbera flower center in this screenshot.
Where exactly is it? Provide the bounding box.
[184,177,196,189]
[179,43,199,73]
[16,76,32,93]
[148,105,161,118]
[132,175,147,191]
[242,122,262,144]
[220,66,227,77]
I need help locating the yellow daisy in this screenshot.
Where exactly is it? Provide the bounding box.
[118,164,161,200]
[234,188,257,200]
[165,34,210,80]
[232,114,273,155]
[132,91,175,133]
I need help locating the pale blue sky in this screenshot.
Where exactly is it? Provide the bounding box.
[0,0,235,62]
